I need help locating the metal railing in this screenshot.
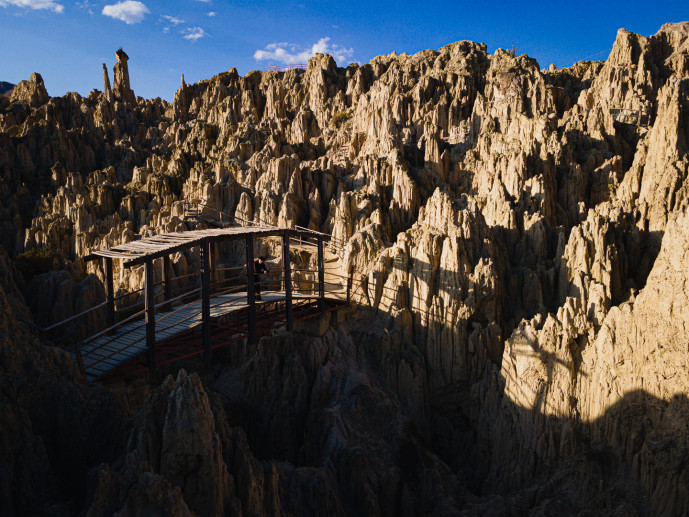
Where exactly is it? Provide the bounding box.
[72,263,355,379]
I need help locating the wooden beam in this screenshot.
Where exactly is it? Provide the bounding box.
[318,235,325,314]
[144,259,157,372]
[283,231,293,331]
[201,239,212,360]
[104,257,115,328]
[246,234,256,344]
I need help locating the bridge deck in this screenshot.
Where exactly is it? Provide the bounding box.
[77,290,339,382]
[52,224,353,383]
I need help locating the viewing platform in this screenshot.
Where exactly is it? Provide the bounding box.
[43,225,355,383]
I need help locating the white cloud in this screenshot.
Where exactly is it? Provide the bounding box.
[102,0,149,24]
[254,37,354,65]
[182,26,207,41]
[75,0,94,14]
[161,14,184,24]
[0,0,64,12]
[206,11,215,16]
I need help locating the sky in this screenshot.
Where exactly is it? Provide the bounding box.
[1,0,688,101]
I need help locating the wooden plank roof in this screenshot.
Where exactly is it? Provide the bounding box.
[88,226,328,267]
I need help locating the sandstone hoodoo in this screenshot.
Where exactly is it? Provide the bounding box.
[1,21,689,516]
[112,47,136,105]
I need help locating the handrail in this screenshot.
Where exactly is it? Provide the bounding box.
[294,224,346,248]
[78,278,357,379]
[209,293,250,311]
[77,307,146,347]
[153,287,201,311]
[168,271,201,281]
[216,277,247,287]
[216,264,245,271]
[42,301,108,332]
[79,329,147,369]
[70,265,354,350]
[184,201,276,229]
[213,284,249,297]
[115,287,144,301]
[155,306,204,334]
[18,318,43,331]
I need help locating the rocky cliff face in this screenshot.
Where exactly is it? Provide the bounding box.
[0,81,15,97]
[2,21,689,516]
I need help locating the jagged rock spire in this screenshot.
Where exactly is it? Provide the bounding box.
[112,48,135,104]
[102,63,112,102]
[10,72,49,107]
[172,73,189,122]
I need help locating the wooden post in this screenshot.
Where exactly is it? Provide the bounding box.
[246,234,256,344]
[201,239,212,360]
[163,256,172,312]
[145,259,157,372]
[104,257,115,328]
[283,231,293,331]
[317,236,325,315]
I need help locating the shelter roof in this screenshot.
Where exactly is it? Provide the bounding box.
[88,226,327,267]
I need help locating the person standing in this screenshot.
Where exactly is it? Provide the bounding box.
[254,256,268,300]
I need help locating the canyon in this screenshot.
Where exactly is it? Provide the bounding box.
[1,22,688,516]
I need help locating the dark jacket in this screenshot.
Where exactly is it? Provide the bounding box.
[254,259,267,278]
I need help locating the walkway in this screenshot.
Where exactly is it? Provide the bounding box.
[79,291,324,382]
[40,224,353,383]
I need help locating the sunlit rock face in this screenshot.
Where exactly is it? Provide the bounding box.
[1,21,689,516]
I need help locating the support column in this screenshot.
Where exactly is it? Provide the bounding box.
[104,257,115,328]
[201,239,212,360]
[317,236,325,315]
[283,231,293,331]
[163,256,172,312]
[246,234,256,344]
[145,259,157,372]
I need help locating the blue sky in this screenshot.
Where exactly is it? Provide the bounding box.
[1,1,687,101]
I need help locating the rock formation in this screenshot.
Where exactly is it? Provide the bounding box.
[0,81,14,96]
[9,72,48,107]
[112,48,135,105]
[103,64,112,103]
[2,21,689,516]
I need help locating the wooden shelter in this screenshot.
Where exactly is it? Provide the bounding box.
[77,225,330,380]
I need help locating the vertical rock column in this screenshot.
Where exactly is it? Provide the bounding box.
[103,63,112,102]
[173,74,189,122]
[113,48,136,104]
